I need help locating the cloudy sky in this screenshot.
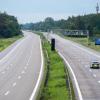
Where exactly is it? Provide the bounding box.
[0,0,99,23]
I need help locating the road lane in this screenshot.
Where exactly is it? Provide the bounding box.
[0,31,43,100]
[46,33,100,100]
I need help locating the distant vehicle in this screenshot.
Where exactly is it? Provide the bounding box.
[90,61,100,69]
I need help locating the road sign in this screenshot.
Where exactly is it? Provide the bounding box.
[95,38,100,45]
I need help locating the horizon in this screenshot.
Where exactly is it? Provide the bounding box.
[0,0,99,24]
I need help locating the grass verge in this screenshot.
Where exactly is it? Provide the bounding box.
[35,32,75,100]
[57,32,100,52]
[0,35,23,52]
[64,36,100,52]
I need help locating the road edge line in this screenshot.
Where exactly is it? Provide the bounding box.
[58,52,83,100]
[0,36,27,63]
[29,38,44,100]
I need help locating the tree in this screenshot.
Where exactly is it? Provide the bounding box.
[0,12,21,38]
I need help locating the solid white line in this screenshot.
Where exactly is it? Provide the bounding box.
[70,40,100,58]
[58,52,83,100]
[0,36,27,64]
[12,82,17,87]
[4,91,10,96]
[29,38,44,100]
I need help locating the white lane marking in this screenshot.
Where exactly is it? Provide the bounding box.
[2,71,5,74]
[26,43,33,66]
[24,66,27,69]
[98,81,100,83]
[4,91,10,96]
[26,50,32,66]
[29,38,44,100]
[93,74,96,78]
[18,76,21,79]
[85,65,88,68]
[89,69,92,72]
[26,55,31,66]
[12,82,17,87]
[21,70,25,74]
[58,52,83,100]
[0,36,27,64]
[70,40,100,59]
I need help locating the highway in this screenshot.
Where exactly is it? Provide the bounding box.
[0,31,43,100]
[45,33,100,100]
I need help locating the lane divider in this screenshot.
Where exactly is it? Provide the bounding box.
[18,76,21,79]
[29,38,44,100]
[93,74,96,78]
[12,82,17,87]
[58,52,83,100]
[4,91,10,96]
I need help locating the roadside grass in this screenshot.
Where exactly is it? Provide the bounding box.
[42,41,69,100]
[35,32,75,100]
[0,35,22,52]
[60,34,100,52]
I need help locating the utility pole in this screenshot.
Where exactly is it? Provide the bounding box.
[96,3,99,14]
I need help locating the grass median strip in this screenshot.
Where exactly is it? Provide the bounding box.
[35,32,75,100]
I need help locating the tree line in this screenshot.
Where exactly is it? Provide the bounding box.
[0,12,21,38]
[22,13,100,35]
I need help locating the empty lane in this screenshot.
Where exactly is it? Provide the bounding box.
[0,31,43,100]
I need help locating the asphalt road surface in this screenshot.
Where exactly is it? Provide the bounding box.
[45,33,100,100]
[0,31,43,100]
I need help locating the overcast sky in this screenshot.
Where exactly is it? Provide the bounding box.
[0,0,99,23]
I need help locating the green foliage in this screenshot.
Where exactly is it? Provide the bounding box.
[0,35,22,51]
[0,12,21,38]
[36,33,76,100]
[64,36,100,52]
[22,13,100,35]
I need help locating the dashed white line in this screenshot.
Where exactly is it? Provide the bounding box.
[4,91,10,96]
[26,45,33,66]
[89,69,92,72]
[85,65,88,68]
[98,81,100,83]
[21,70,25,74]
[93,74,96,78]
[18,76,21,79]
[58,52,83,100]
[12,82,17,87]
[2,71,5,74]
[24,66,27,70]
[29,38,44,100]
